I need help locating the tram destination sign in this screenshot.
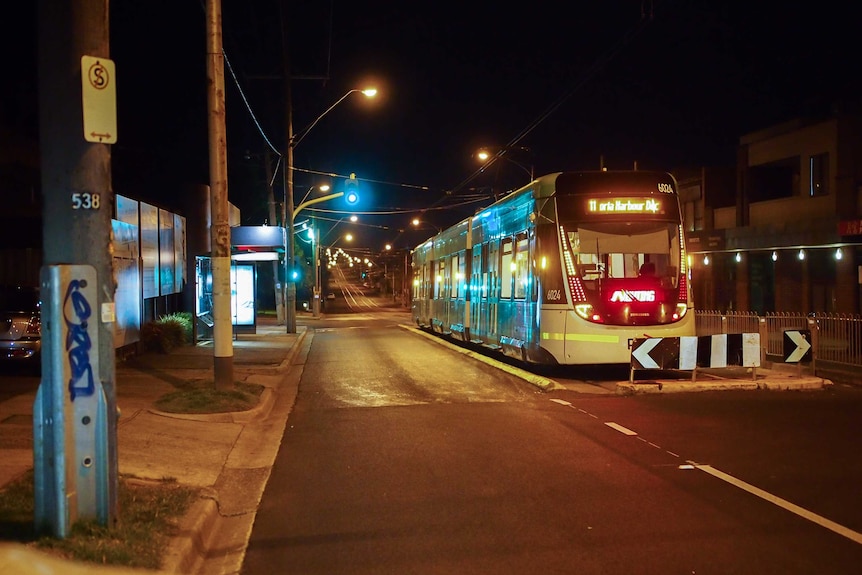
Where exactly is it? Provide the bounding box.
[586,197,666,215]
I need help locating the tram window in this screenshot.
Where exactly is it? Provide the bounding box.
[442,257,450,298]
[488,241,500,299]
[569,224,679,283]
[456,254,464,298]
[501,238,513,299]
[472,247,481,298]
[514,233,528,299]
[458,251,467,298]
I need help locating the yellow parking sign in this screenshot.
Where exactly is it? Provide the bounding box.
[81,55,117,144]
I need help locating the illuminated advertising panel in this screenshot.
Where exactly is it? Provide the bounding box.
[231,264,256,328]
[174,214,186,293]
[159,208,175,296]
[112,220,141,348]
[140,202,159,299]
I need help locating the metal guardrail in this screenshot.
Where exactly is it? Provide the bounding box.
[696,310,862,370]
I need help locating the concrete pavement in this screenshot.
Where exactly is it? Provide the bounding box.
[0,314,833,574]
[0,316,307,574]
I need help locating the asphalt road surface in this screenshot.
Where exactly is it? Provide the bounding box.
[241,292,862,574]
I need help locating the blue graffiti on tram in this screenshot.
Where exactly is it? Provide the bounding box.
[64,279,96,401]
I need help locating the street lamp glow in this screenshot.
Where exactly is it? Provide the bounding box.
[292,89,380,149]
[412,218,441,234]
[475,145,534,180]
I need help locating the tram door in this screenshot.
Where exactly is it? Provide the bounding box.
[471,245,482,339]
[487,241,499,339]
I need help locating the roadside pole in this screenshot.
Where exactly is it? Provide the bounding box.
[35,0,118,536]
[206,0,234,389]
[282,0,297,334]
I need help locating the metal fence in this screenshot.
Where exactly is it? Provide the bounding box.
[695,310,862,370]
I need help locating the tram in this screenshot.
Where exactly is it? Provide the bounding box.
[411,171,695,366]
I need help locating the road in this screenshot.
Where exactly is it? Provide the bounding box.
[241,289,862,574]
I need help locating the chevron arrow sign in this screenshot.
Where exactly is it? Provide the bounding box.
[783,330,812,363]
[631,337,681,369]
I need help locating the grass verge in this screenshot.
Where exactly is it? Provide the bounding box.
[0,366,265,568]
[0,470,197,570]
[154,381,264,413]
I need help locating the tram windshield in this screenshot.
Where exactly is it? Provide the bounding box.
[567,222,680,289]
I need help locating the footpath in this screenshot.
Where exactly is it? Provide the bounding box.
[0,314,833,574]
[0,316,307,575]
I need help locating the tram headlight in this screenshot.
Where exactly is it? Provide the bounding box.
[673,303,688,321]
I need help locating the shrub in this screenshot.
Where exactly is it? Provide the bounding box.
[159,312,193,344]
[140,312,193,354]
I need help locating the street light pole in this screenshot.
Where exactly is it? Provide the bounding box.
[411,218,442,235]
[476,146,535,181]
[312,227,320,317]
[283,88,376,333]
[288,189,350,324]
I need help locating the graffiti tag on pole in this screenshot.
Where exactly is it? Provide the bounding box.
[64,279,96,401]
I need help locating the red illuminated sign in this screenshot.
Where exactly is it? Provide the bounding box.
[838,219,862,236]
[609,289,656,303]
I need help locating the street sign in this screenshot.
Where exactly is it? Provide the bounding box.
[783,330,812,363]
[631,337,680,369]
[632,333,760,370]
[81,55,117,144]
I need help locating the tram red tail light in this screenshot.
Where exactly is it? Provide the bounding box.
[674,273,689,320]
[567,275,587,303]
[677,273,688,302]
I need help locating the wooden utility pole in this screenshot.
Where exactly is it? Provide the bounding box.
[265,150,286,324]
[282,0,297,333]
[35,0,118,536]
[206,0,234,388]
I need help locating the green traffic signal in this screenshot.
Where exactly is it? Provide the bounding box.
[345,173,359,205]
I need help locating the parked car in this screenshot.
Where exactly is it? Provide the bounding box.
[0,285,41,366]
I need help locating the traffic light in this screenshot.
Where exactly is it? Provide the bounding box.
[288,256,302,282]
[345,173,359,205]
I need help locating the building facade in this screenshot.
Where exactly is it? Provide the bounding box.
[682,109,862,315]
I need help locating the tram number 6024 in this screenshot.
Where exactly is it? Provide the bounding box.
[71,192,101,210]
[547,289,562,301]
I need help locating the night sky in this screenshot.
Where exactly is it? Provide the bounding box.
[4,1,859,250]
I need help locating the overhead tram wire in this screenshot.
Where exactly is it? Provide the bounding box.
[197,0,282,159]
[442,8,659,205]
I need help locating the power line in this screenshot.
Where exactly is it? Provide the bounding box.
[444,9,658,202]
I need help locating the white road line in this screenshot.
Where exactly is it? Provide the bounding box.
[546,400,860,544]
[550,399,572,406]
[605,422,638,436]
[694,463,862,545]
